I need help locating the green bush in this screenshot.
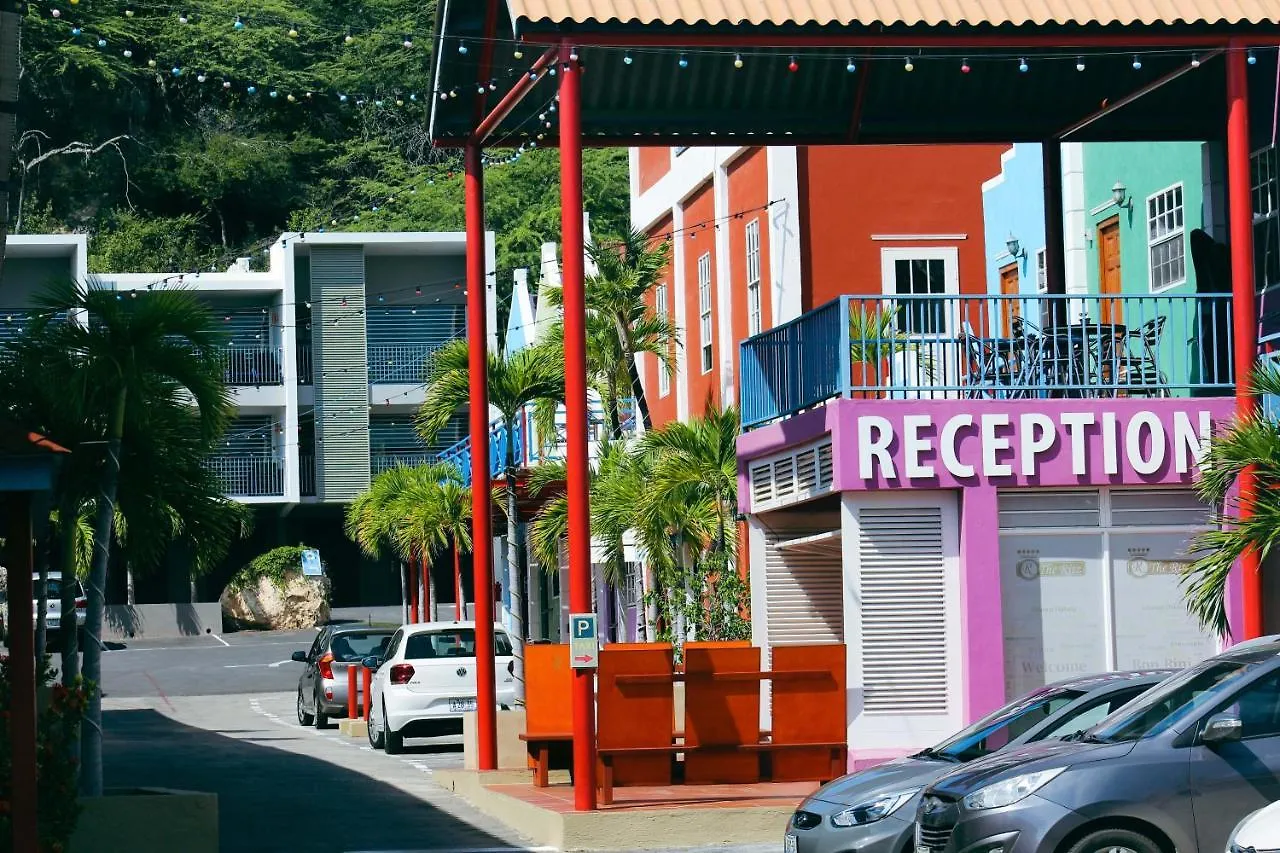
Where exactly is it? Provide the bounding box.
[227,544,322,592]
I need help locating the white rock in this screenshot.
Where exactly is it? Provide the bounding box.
[219,569,330,631]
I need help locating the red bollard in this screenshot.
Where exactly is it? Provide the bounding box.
[347,664,358,719]
[362,666,372,721]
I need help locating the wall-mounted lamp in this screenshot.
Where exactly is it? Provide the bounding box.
[1006,233,1026,260]
[1111,181,1133,210]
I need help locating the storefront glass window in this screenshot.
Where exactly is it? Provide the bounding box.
[1110,532,1218,670]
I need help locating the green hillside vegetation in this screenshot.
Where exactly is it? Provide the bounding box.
[11,0,628,318]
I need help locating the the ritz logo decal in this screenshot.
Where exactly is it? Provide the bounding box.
[1126,548,1189,579]
[1014,549,1086,579]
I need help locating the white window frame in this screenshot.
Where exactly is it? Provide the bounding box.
[698,252,713,374]
[745,218,763,336]
[1146,183,1187,293]
[879,246,961,299]
[1035,248,1048,293]
[655,283,671,397]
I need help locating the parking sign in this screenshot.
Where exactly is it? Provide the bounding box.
[568,613,597,669]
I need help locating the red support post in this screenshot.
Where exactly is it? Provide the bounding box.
[466,141,498,770]
[347,663,358,719]
[559,43,598,812]
[5,492,38,853]
[1227,41,1263,639]
[362,666,373,721]
[409,557,420,624]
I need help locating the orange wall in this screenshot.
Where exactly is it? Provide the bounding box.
[681,182,720,416]
[799,145,1006,310]
[643,215,679,428]
[637,148,671,195]
[726,149,772,400]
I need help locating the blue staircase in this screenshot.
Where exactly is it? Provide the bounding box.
[436,415,525,486]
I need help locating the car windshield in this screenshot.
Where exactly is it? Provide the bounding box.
[1088,657,1264,742]
[403,629,513,660]
[330,632,393,662]
[928,686,1086,762]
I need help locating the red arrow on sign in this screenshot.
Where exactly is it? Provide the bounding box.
[573,655,594,664]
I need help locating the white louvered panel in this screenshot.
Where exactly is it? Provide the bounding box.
[750,461,774,505]
[858,507,948,714]
[746,436,835,512]
[818,443,834,490]
[765,532,844,646]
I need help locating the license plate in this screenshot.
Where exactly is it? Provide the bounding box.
[784,834,798,853]
[917,847,931,853]
[448,697,477,713]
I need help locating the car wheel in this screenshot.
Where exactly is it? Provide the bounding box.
[1065,827,1162,853]
[367,708,384,749]
[383,705,404,755]
[312,687,330,729]
[296,689,314,726]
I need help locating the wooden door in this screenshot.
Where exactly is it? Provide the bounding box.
[999,263,1021,337]
[1097,217,1123,325]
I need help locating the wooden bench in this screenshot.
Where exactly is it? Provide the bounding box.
[597,746,685,805]
[739,740,848,783]
[519,732,572,787]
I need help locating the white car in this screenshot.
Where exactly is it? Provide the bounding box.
[1229,800,1280,853]
[365,621,515,754]
[0,571,86,643]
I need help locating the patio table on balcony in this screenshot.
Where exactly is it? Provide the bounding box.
[1035,322,1130,398]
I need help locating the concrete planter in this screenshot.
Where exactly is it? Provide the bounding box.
[71,788,217,853]
[463,707,528,770]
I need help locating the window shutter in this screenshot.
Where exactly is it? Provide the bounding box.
[765,532,844,646]
[858,507,949,714]
[746,436,835,511]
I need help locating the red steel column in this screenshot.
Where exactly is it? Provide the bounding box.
[347,664,358,719]
[362,666,373,721]
[408,557,419,624]
[466,141,498,769]
[1228,43,1263,638]
[559,44,597,812]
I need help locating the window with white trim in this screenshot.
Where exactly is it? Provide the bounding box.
[655,283,670,397]
[745,219,763,335]
[698,252,713,373]
[1035,248,1048,293]
[1253,145,1280,293]
[1147,184,1187,292]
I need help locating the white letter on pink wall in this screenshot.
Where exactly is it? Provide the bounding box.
[1019,413,1056,476]
[1060,412,1096,476]
[858,416,896,480]
[1173,410,1212,474]
[981,414,1013,477]
[1101,412,1119,475]
[941,414,975,478]
[1126,411,1166,476]
[903,414,934,479]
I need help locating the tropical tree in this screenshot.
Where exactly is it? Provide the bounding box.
[416,338,564,701]
[0,2,17,280]
[1184,364,1280,637]
[346,461,470,621]
[546,230,676,433]
[16,280,232,797]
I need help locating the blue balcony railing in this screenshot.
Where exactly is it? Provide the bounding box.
[740,293,1236,429]
[436,417,525,486]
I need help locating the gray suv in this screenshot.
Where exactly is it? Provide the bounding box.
[784,670,1171,853]
[916,636,1280,853]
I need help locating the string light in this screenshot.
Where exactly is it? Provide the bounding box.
[846,57,856,72]
[788,56,799,72]
[1131,55,1142,70]
[903,57,914,72]
[513,47,524,59]
[1076,57,1086,71]
[288,27,299,38]
[678,53,689,68]
[403,36,414,49]
[178,13,188,24]
[344,33,354,44]
[1191,55,1201,67]
[569,47,579,61]
[1248,49,1258,65]
[1017,57,1028,72]
[623,51,634,65]
[97,37,107,47]
[960,58,970,73]
[458,41,468,55]
[233,15,244,30]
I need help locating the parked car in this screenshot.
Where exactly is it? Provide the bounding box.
[915,636,1280,853]
[784,670,1173,853]
[292,625,395,728]
[363,621,515,754]
[1229,800,1280,853]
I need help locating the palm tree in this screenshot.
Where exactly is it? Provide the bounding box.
[435,480,474,619]
[1184,365,1280,637]
[17,280,232,796]
[0,3,19,281]
[416,338,564,702]
[545,230,676,433]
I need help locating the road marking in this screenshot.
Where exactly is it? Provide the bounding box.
[345,849,557,853]
[222,660,293,669]
[209,633,231,647]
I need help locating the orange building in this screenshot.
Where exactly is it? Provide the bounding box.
[631,145,1007,422]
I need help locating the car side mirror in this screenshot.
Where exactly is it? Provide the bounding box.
[361,655,380,670]
[291,651,308,663]
[1203,712,1243,745]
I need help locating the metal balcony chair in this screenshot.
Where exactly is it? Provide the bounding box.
[1112,316,1169,397]
[960,321,1021,398]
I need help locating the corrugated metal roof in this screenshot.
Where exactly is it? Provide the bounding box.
[508,0,1280,28]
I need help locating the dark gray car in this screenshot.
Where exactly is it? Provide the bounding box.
[785,670,1173,853]
[915,636,1280,853]
[293,625,394,728]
